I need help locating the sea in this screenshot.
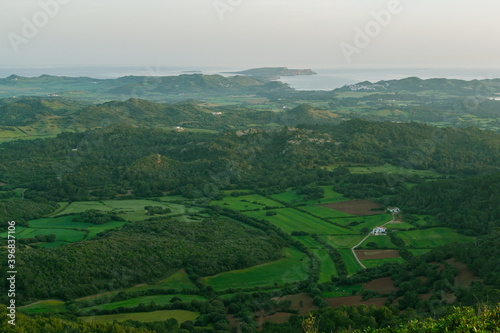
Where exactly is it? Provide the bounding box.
[1,66,500,91]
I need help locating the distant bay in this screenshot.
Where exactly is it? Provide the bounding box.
[1,66,500,91]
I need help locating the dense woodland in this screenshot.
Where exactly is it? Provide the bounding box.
[0,217,284,303]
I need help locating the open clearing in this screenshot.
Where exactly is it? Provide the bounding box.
[127,269,196,292]
[80,309,199,323]
[20,300,66,314]
[445,259,483,287]
[397,228,475,248]
[320,200,384,216]
[204,248,309,290]
[364,277,398,294]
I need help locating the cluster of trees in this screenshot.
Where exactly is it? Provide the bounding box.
[144,206,171,215]
[296,186,324,201]
[77,209,125,224]
[0,199,59,229]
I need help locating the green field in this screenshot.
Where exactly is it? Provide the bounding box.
[204,248,310,290]
[127,270,196,292]
[80,309,199,324]
[362,257,406,268]
[338,249,363,275]
[298,205,353,219]
[360,235,397,249]
[397,228,475,248]
[292,236,321,248]
[20,300,66,314]
[244,208,354,235]
[384,222,417,231]
[332,214,391,231]
[210,194,283,211]
[324,234,365,249]
[314,248,338,283]
[80,294,207,312]
[322,285,363,298]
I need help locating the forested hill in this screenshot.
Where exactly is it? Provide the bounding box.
[0,97,340,132]
[0,120,499,204]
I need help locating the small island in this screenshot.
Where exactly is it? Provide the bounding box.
[224,67,316,79]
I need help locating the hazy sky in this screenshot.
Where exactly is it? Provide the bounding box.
[1,0,500,69]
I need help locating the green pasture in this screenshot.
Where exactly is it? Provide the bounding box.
[397,228,475,248]
[332,214,391,231]
[244,208,353,235]
[362,257,406,268]
[384,222,417,231]
[298,205,353,219]
[360,235,397,249]
[127,270,196,292]
[314,248,338,282]
[323,234,365,249]
[338,249,363,275]
[204,248,310,290]
[292,236,321,248]
[20,300,66,314]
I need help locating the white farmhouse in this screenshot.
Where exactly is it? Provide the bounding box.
[372,226,387,235]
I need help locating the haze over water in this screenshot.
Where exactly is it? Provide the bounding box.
[1,66,500,91]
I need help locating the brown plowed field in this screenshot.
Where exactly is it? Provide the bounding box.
[365,277,399,294]
[446,259,483,287]
[355,250,401,260]
[320,200,384,216]
[272,292,318,316]
[326,295,388,308]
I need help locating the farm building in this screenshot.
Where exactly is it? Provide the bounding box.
[388,207,400,214]
[372,226,387,235]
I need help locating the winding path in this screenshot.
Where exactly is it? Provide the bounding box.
[350,214,396,271]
